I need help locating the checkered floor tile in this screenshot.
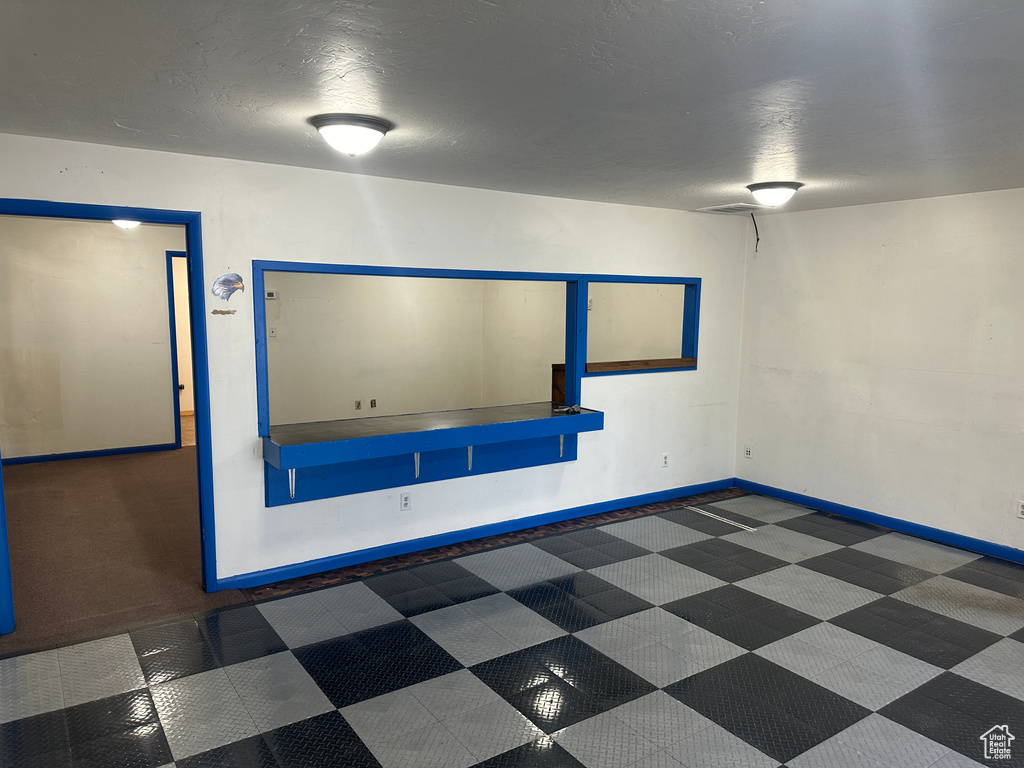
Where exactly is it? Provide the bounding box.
[2,493,1023,767]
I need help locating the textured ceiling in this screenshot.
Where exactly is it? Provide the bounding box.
[2,0,1022,212]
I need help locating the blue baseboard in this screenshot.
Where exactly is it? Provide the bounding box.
[212,478,735,591]
[734,479,1024,565]
[1,442,181,466]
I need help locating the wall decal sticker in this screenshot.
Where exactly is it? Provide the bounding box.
[212,273,245,301]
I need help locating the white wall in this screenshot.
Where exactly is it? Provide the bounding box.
[0,215,184,458]
[588,282,686,362]
[736,188,1024,551]
[0,132,746,581]
[171,255,194,413]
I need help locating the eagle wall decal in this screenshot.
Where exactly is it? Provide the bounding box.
[212,273,245,301]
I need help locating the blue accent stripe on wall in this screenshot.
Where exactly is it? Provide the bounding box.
[213,478,735,590]
[734,479,1024,565]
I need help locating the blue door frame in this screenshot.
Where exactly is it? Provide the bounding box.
[0,200,216,634]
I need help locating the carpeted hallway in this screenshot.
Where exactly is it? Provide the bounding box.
[0,444,245,656]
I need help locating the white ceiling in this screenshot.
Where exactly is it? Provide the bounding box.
[3,0,1022,213]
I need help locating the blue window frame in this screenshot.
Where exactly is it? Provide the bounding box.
[251,262,700,506]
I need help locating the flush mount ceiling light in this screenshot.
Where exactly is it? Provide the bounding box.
[111,219,141,229]
[746,181,804,207]
[309,114,394,156]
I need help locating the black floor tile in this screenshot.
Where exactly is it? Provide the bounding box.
[541,536,649,569]
[71,722,173,768]
[659,543,720,568]
[0,709,71,766]
[659,507,743,536]
[666,655,868,764]
[207,624,288,667]
[177,735,281,768]
[434,574,499,603]
[1011,626,1024,643]
[264,711,382,768]
[776,514,886,546]
[472,636,654,733]
[879,673,1024,762]
[406,560,475,585]
[552,546,623,569]
[944,562,1024,599]
[129,616,206,655]
[137,640,220,684]
[563,528,619,548]
[66,690,159,745]
[199,605,275,639]
[578,587,652,620]
[799,553,865,579]
[867,560,935,588]
[381,586,455,617]
[548,572,616,598]
[474,736,586,767]
[531,535,586,557]
[294,634,397,707]
[838,569,921,595]
[665,587,818,649]
[662,541,787,583]
[362,570,428,597]
[958,555,1024,582]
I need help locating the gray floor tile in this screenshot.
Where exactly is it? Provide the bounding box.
[832,714,951,768]
[788,736,890,768]
[811,659,927,710]
[665,721,779,767]
[0,649,64,724]
[222,650,334,732]
[369,720,477,768]
[600,517,712,551]
[951,637,1024,701]
[851,533,981,573]
[340,688,438,747]
[610,691,714,749]
[442,698,544,760]
[659,625,746,666]
[631,750,688,768]
[849,645,944,687]
[456,543,581,590]
[738,569,880,620]
[893,576,1024,635]
[596,555,725,600]
[575,616,653,657]
[927,751,987,767]
[755,636,849,678]
[406,669,502,721]
[459,592,566,649]
[619,607,699,646]
[612,641,710,687]
[411,604,518,666]
[257,592,347,648]
[57,633,146,707]
[789,623,881,660]
[314,581,405,632]
[589,554,667,587]
[722,524,843,563]
[705,496,812,523]
[554,709,660,768]
[151,667,259,760]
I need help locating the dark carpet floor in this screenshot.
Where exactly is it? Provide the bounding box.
[0,447,245,656]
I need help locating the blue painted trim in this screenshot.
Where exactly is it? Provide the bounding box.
[584,366,698,378]
[213,478,735,590]
[166,252,184,449]
[734,479,1024,565]
[251,267,270,436]
[682,281,701,360]
[253,259,585,283]
[584,274,701,285]
[0,198,217,595]
[2,443,180,466]
[564,279,588,406]
[0,446,13,634]
[264,409,603,470]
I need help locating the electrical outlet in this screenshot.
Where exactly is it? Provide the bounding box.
[661,453,669,468]
[1017,499,1024,520]
[268,327,277,338]
[355,400,361,410]
[370,399,377,408]
[587,298,593,311]
[400,492,411,511]
[743,444,753,459]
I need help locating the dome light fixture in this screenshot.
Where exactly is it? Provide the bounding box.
[746,181,803,207]
[111,219,141,229]
[309,114,394,156]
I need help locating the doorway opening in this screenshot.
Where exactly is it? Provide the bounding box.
[0,199,227,650]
